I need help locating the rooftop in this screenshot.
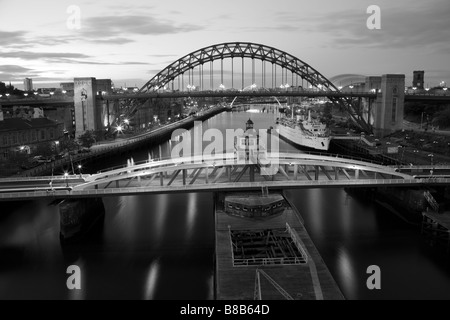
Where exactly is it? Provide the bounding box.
[0,117,59,132]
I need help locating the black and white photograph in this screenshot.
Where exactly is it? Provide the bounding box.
[1,0,450,304]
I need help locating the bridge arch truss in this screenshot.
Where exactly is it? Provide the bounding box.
[139,42,371,132]
[73,153,420,193]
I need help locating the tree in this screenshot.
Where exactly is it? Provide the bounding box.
[60,138,80,153]
[432,108,450,129]
[35,142,55,157]
[77,130,96,148]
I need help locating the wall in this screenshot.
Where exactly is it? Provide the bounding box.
[373,74,405,137]
[74,77,97,136]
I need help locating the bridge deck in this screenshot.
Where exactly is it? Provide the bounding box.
[215,192,344,300]
[423,211,450,230]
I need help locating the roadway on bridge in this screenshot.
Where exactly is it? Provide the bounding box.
[1,153,449,200]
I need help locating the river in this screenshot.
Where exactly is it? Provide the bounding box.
[0,109,449,299]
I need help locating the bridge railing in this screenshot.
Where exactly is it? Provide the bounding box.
[94,148,390,175]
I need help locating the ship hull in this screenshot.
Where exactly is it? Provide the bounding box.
[275,124,331,151]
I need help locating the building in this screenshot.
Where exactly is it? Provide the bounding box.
[74,77,100,136]
[412,71,425,90]
[363,74,405,137]
[0,81,7,93]
[73,77,118,136]
[96,79,113,94]
[0,117,64,159]
[60,82,75,96]
[23,78,33,91]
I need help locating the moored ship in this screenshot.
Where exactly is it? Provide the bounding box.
[274,109,331,151]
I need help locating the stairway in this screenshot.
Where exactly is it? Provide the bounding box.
[424,190,439,212]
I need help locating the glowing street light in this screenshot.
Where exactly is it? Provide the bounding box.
[219,84,225,90]
[5,93,10,97]
[124,119,129,125]
[34,91,38,95]
[50,91,54,96]
[64,172,69,187]
[117,125,123,132]
[62,90,67,94]
[77,164,83,178]
[24,93,28,97]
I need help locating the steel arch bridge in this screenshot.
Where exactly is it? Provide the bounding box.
[135,42,371,132]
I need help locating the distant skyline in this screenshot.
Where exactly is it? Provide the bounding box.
[1,0,449,89]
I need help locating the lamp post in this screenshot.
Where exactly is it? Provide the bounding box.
[77,165,82,178]
[428,154,434,166]
[420,112,426,130]
[64,172,69,187]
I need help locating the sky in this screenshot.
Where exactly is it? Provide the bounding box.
[1,0,449,89]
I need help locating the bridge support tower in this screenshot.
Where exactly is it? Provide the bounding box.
[364,74,405,137]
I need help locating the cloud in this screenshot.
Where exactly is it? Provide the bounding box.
[85,37,135,45]
[0,65,34,73]
[0,51,91,60]
[79,15,203,39]
[311,0,450,51]
[0,31,27,44]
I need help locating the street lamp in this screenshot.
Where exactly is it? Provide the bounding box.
[420,112,426,129]
[77,164,82,178]
[24,93,28,97]
[5,93,10,97]
[64,172,69,187]
[428,154,434,166]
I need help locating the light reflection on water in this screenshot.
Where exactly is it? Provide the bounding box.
[1,111,450,299]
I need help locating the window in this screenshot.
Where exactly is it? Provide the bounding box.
[11,133,17,145]
[392,98,397,123]
[49,129,54,139]
[40,130,45,140]
[31,130,36,142]
[392,87,398,95]
[2,135,7,146]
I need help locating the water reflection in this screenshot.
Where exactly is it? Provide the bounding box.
[1,111,450,299]
[144,258,160,300]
